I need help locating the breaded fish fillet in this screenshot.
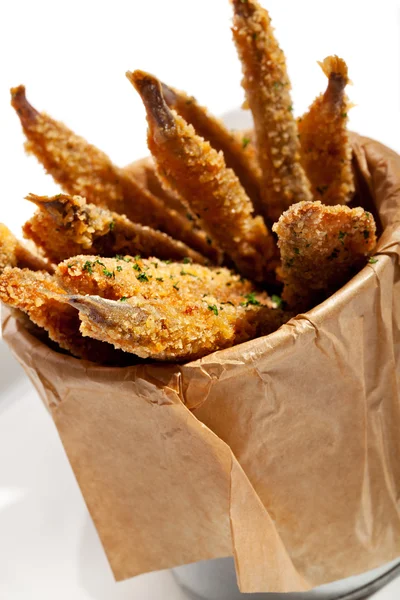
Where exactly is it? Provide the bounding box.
[161,82,264,214]
[56,257,284,361]
[0,223,52,274]
[298,56,355,205]
[272,201,377,310]
[128,70,277,283]
[23,193,206,265]
[232,0,312,223]
[11,85,219,262]
[0,267,128,363]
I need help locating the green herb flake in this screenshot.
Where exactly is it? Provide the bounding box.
[163,259,172,264]
[156,277,164,282]
[186,212,194,222]
[338,231,346,241]
[134,254,141,260]
[242,136,251,149]
[83,261,94,275]
[252,32,257,40]
[207,304,219,316]
[294,247,300,255]
[132,263,141,272]
[116,265,123,272]
[109,220,115,231]
[103,268,115,279]
[137,272,149,282]
[221,301,234,306]
[182,257,192,264]
[369,257,378,264]
[363,230,370,239]
[341,112,348,118]
[241,292,261,307]
[173,283,179,291]
[271,294,283,308]
[288,104,293,112]
[119,296,128,302]
[95,260,105,267]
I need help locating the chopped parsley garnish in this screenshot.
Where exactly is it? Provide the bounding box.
[271,294,283,308]
[83,261,94,274]
[285,258,294,268]
[163,259,172,264]
[137,272,149,282]
[273,81,282,89]
[103,268,115,279]
[134,254,141,260]
[115,255,132,263]
[341,112,348,118]
[182,257,192,264]
[294,247,300,255]
[363,230,370,239]
[132,263,141,272]
[186,212,194,221]
[242,136,251,149]
[109,220,115,231]
[119,296,128,302]
[288,104,293,112]
[67,263,76,269]
[241,292,260,307]
[95,260,105,267]
[338,231,346,241]
[156,277,164,282]
[173,283,179,290]
[221,301,234,306]
[116,265,123,272]
[207,304,219,316]
[252,32,257,40]
[369,257,378,264]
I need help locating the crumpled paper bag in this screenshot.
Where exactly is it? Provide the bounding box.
[2,133,399,593]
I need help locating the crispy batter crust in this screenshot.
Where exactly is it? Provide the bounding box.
[23,193,206,265]
[11,85,220,262]
[128,70,277,283]
[0,267,128,363]
[56,256,284,361]
[161,82,264,214]
[273,201,377,309]
[0,223,52,274]
[298,56,355,205]
[232,0,312,224]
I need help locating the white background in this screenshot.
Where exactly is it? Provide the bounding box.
[0,1,400,598]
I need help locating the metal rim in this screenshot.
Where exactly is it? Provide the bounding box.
[173,561,400,599]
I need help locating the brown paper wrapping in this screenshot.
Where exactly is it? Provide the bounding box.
[2,134,400,593]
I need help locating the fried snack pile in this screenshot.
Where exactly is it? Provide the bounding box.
[0,2,378,364]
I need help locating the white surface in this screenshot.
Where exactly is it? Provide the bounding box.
[0,0,400,597]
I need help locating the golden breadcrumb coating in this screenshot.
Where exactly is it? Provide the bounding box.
[0,267,128,363]
[298,56,355,205]
[128,70,277,283]
[56,256,285,361]
[0,223,52,274]
[123,156,192,216]
[232,0,312,224]
[10,85,219,262]
[161,82,264,214]
[273,201,377,310]
[57,255,262,301]
[23,194,206,265]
